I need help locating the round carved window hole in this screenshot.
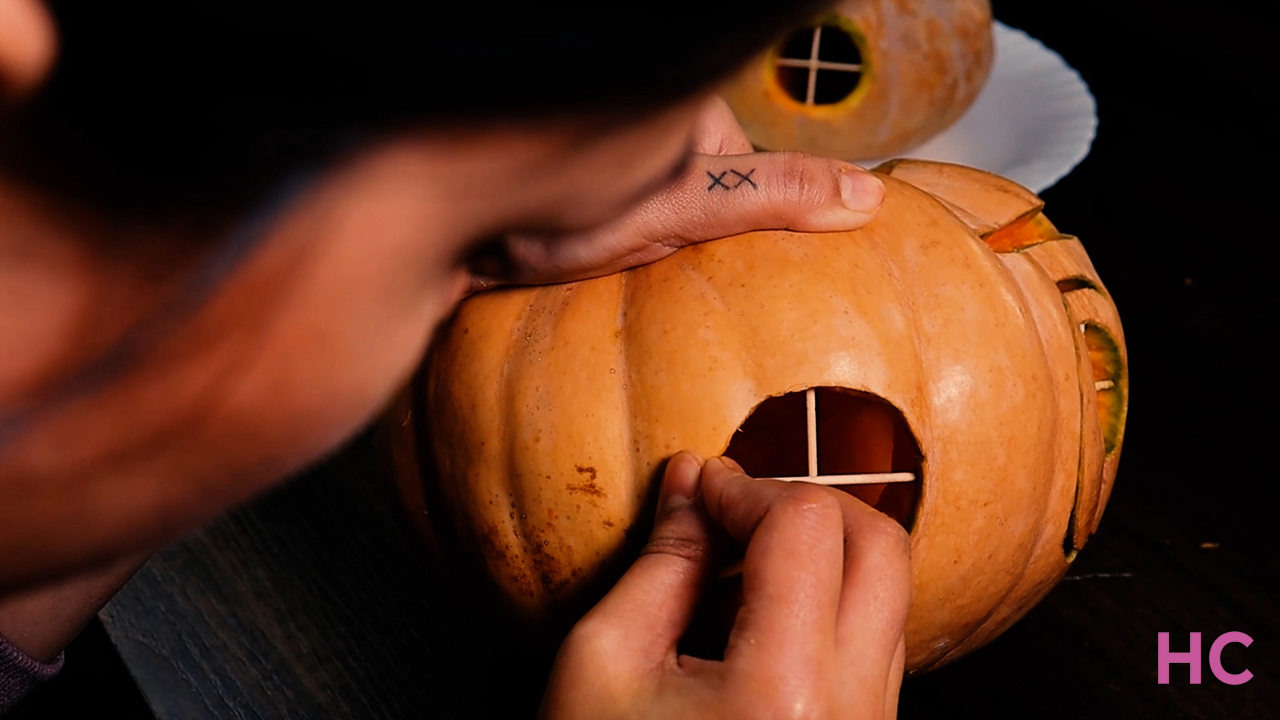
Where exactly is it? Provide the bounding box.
[684,388,921,661]
[774,22,865,106]
[724,387,922,530]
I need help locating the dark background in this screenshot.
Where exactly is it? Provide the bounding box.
[9,0,1277,717]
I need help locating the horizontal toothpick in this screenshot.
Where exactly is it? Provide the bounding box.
[716,471,917,580]
[765,472,917,485]
[774,58,864,72]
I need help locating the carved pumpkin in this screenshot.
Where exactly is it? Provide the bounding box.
[719,0,994,160]
[385,160,1127,672]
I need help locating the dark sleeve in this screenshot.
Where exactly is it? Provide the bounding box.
[0,631,64,714]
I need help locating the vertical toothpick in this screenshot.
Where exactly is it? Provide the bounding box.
[806,26,822,106]
[806,388,818,478]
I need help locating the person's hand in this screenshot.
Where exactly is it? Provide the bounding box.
[539,452,911,720]
[467,98,885,291]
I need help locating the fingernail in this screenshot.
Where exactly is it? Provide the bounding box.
[662,451,702,511]
[705,456,744,477]
[840,169,885,213]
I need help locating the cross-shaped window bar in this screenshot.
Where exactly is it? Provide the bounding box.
[765,388,915,486]
[775,23,865,106]
[720,388,917,579]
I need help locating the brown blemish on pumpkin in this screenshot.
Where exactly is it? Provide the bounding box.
[524,521,578,596]
[481,515,586,602]
[566,465,607,499]
[478,521,537,600]
[602,519,615,528]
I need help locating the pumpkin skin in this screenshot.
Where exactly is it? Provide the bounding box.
[386,160,1127,672]
[719,0,994,160]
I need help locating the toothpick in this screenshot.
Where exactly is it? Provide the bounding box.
[806,388,818,479]
[805,25,822,105]
[765,472,917,485]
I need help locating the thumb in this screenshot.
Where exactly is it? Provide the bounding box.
[578,450,713,669]
[623,151,885,249]
[476,151,885,286]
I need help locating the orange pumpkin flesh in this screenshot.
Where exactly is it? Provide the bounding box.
[720,0,994,160]
[385,160,1128,672]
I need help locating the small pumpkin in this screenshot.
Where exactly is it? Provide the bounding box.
[719,0,994,160]
[385,160,1127,672]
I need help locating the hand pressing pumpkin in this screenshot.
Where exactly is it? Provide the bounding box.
[538,452,910,720]
[464,96,884,290]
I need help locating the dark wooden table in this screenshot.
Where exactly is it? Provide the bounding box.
[11,1,1278,718]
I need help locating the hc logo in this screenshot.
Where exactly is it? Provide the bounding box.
[1158,632,1253,684]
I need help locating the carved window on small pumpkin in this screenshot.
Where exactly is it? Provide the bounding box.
[774,21,866,106]
[724,387,922,530]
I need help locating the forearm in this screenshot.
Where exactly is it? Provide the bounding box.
[0,552,147,663]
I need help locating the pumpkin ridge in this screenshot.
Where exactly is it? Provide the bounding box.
[725,237,812,435]
[891,217,997,660]
[999,252,1085,555]
[507,285,585,603]
[676,247,736,315]
[497,293,538,603]
[615,271,639,510]
[655,245,778,468]
[996,257,1068,554]
[928,255,1071,667]
[857,204,932,519]
[674,246,758,391]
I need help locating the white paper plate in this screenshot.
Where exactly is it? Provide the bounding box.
[862,22,1097,193]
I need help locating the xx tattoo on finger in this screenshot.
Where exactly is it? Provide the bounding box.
[706,168,757,191]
